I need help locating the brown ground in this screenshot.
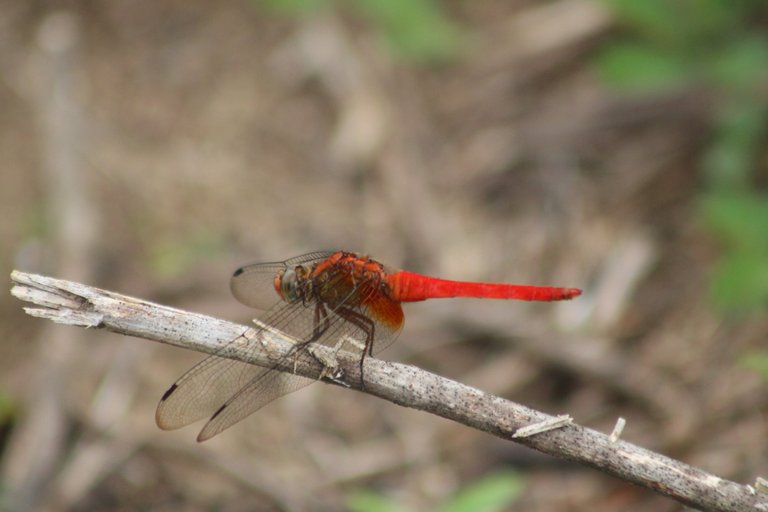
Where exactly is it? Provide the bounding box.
[0,1,765,511]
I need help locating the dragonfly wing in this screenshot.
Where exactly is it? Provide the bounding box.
[156,353,267,430]
[194,300,404,440]
[157,299,323,438]
[230,262,286,311]
[156,333,317,438]
[230,251,338,310]
[282,250,341,266]
[196,370,314,442]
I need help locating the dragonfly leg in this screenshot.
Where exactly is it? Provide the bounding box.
[312,303,331,342]
[336,307,375,388]
[291,303,332,374]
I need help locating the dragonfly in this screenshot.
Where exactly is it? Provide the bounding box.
[156,250,582,441]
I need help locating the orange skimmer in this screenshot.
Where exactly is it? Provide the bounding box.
[156,250,581,441]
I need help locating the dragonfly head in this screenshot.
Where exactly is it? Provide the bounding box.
[274,265,307,302]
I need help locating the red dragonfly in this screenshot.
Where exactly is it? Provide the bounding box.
[156,250,581,441]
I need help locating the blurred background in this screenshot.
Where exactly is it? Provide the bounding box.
[1,0,767,510]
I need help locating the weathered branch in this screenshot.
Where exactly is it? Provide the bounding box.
[10,270,768,512]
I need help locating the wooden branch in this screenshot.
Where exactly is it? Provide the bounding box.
[10,270,768,512]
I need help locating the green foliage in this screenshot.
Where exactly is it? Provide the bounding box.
[148,230,227,278]
[258,0,331,16]
[701,192,768,253]
[741,352,768,380]
[602,0,751,49]
[347,489,403,512]
[0,391,15,424]
[254,0,465,62]
[705,35,768,91]
[702,101,767,188]
[353,0,464,62]
[597,42,688,92]
[438,470,525,512]
[598,0,768,313]
[597,0,768,94]
[21,202,50,238]
[346,470,524,512]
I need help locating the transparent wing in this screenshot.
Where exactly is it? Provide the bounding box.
[156,356,278,431]
[230,251,337,310]
[194,364,313,441]
[156,298,313,432]
[193,298,403,441]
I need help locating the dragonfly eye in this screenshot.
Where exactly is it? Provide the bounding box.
[278,268,300,302]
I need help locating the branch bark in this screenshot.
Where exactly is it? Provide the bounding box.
[10,270,768,512]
